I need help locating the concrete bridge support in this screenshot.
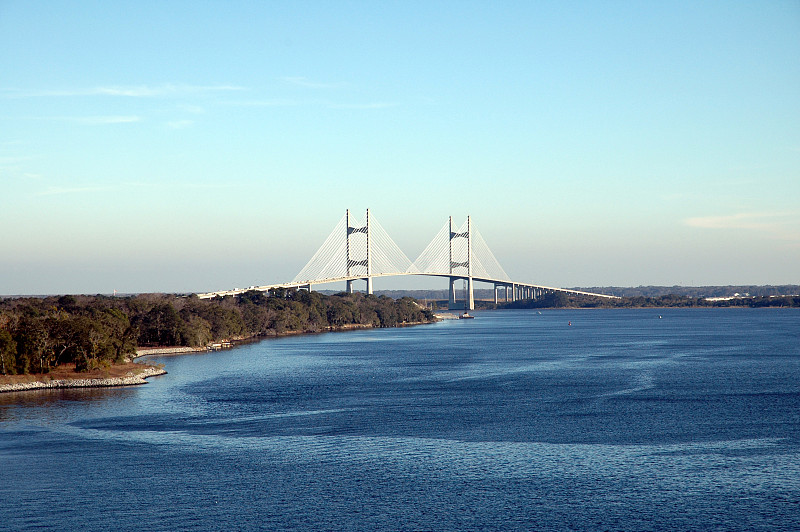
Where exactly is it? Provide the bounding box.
[447,215,474,311]
[346,209,373,295]
[448,277,474,311]
[496,283,515,305]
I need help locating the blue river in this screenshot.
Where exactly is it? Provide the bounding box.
[1,308,799,531]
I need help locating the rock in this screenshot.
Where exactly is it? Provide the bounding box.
[0,367,167,394]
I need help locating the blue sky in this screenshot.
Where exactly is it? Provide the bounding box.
[1,1,798,294]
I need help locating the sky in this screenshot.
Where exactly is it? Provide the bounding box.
[1,1,799,295]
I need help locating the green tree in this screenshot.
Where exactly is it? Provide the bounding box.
[0,329,17,375]
[14,317,48,374]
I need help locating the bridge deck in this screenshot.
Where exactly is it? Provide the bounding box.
[197,273,619,300]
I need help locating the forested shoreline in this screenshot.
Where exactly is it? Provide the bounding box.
[495,292,800,309]
[0,290,434,375]
[3,286,794,376]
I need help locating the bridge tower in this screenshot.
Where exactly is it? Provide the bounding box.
[448,216,475,311]
[346,209,372,294]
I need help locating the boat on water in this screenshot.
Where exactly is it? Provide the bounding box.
[458,281,475,319]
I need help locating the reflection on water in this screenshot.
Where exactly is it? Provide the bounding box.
[0,386,140,423]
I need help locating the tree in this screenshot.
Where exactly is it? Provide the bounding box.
[14,317,48,374]
[138,303,182,346]
[0,329,17,375]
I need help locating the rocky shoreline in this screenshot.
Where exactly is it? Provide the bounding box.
[134,346,208,358]
[0,366,167,394]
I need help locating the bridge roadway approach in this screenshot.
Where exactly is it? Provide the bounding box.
[197,273,619,307]
[197,210,619,309]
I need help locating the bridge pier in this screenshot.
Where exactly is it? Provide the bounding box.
[346,209,373,295]
[447,215,475,311]
[448,276,474,311]
[346,278,373,294]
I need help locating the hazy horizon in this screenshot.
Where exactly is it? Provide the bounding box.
[4,283,799,299]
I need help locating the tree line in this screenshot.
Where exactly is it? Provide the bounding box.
[0,290,434,375]
[495,292,800,309]
[570,285,800,298]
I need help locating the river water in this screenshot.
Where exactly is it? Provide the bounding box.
[1,308,799,531]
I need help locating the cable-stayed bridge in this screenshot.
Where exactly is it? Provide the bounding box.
[198,209,618,309]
